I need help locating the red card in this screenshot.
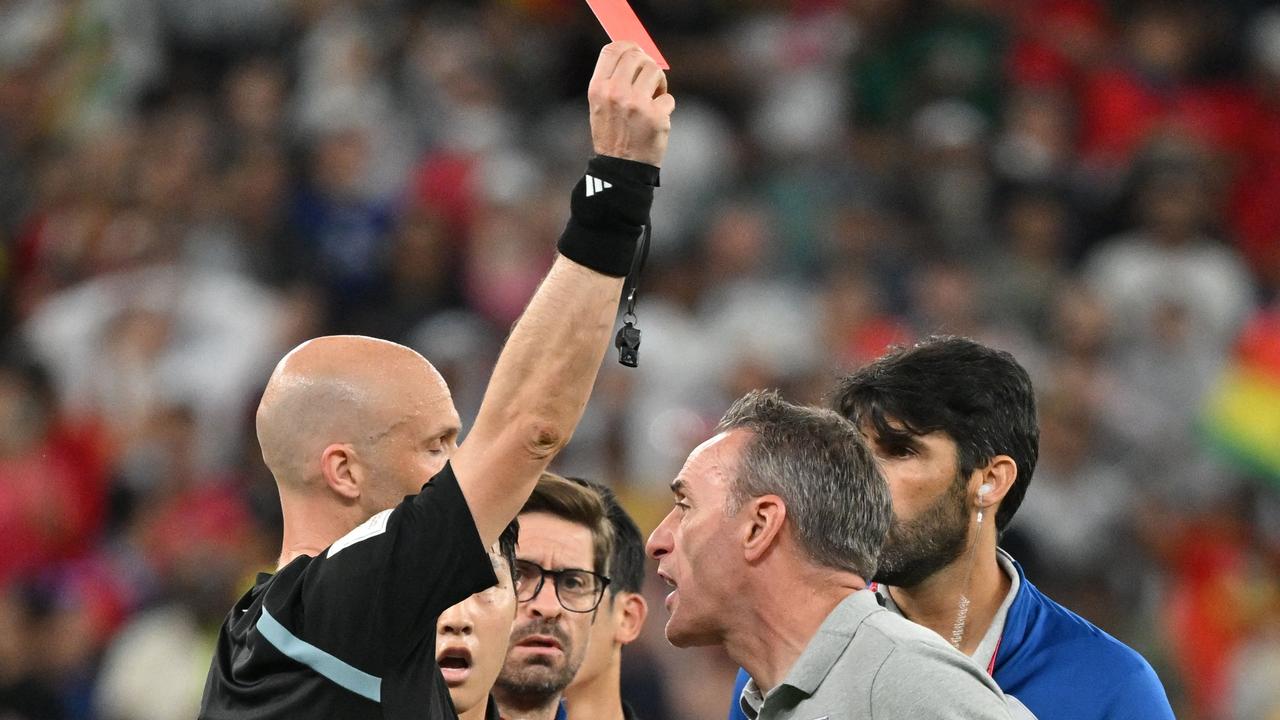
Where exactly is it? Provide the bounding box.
[585,0,669,70]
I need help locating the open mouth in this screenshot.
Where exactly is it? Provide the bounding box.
[437,647,473,685]
[658,570,678,608]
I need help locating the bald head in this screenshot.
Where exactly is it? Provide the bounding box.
[257,336,456,493]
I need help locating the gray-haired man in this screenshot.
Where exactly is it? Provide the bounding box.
[645,390,1012,720]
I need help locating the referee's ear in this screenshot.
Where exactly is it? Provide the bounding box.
[320,442,364,502]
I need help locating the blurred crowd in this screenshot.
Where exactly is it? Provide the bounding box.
[1,0,1279,718]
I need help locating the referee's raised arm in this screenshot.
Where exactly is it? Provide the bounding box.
[199,43,674,720]
[453,41,674,548]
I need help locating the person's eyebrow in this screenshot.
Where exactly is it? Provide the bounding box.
[671,478,688,496]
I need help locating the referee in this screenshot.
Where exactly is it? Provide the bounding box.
[199,42,674,720]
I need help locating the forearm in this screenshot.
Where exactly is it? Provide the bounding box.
[456,256,622,545]
[452,41,672,546]
[483,256,623,453]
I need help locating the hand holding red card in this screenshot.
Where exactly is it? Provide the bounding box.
[585,0,669,69]
[587,43,674,167]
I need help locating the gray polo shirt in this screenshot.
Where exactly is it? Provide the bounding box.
[740,590,1012,720]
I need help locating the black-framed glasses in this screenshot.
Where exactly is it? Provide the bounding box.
[513,560,610,613]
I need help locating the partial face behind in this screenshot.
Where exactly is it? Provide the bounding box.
[863,423,971,588]
[570,591,620,692]
[646,431,747,647]
[436,549,518,715]
[496,513,596,699]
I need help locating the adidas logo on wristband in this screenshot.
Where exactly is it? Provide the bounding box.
[584,175,613,197]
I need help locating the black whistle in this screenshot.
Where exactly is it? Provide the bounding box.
[615,321,641,368]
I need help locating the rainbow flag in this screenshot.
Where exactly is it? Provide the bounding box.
[1202,308,1280,486]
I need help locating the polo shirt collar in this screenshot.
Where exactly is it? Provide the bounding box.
[740,590,882,715]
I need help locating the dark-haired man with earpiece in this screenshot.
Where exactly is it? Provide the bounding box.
[727,336,1173,720]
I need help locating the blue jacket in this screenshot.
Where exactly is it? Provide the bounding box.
[727,557,1173,720]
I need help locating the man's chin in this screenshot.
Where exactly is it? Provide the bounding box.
[664,618,710,648]
[448,685,486,717]
[872,566,921,588]
[872,566,934,588]
[874,549,961,588]
[497,666,573,697]
[520,654,559,668]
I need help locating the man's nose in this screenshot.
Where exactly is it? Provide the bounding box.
[526,578,564,619]
[646,511,675,560]
[438,604,474,635]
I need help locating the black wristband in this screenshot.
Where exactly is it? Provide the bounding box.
[557,155,660,277]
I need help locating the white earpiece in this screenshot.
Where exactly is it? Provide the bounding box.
[976,484,991,524]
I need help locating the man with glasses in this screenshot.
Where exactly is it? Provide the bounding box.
[494,474,613,720]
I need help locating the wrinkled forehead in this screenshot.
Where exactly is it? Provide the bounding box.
[674,430,747,497]
[515,512,595,570]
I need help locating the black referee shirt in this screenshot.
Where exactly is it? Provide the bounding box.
[200,463,497,719]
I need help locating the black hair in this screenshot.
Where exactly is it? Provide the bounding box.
[497,518,519,580]
[569,478,645,595]
[831,336,1039,531]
